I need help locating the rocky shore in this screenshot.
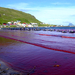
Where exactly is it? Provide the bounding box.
[0,61,22,75]
[0,60,36,75]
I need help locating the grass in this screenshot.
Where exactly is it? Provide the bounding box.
[6,25,17,28]
[0,7,41,24]
[38,24,57,27]
[0,7,58,27]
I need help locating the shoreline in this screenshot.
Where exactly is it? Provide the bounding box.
[0,60,22,75]
[0,59,34,75]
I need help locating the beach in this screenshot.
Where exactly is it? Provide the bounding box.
[0,29,75,75]
[0,60,21,75]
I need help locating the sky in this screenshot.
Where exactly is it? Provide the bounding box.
[0,0,75,25]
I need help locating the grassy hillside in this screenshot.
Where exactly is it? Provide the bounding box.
[0,7,41,24]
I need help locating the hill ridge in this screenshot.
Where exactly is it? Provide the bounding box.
[0,7,41,24]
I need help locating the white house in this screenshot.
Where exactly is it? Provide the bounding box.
[31,23,38,27]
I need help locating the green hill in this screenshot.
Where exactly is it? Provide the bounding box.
[0,7,41,24]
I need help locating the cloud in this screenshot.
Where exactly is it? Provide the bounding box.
[51,2,71,5]
[70,14,75,17]
[7,3,40,12]
[29,7,75,25]
[63,21,71,23]
[6,3,75,25]
[7,3,29,9]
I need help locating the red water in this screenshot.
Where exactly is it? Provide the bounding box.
[0,30,75,75]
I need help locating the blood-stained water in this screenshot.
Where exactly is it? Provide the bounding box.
[0,30,75,75]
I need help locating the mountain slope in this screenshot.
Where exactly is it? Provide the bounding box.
[0,7,41,24]
[68,23,74,26]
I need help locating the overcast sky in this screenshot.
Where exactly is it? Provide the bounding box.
[1,0,75,25]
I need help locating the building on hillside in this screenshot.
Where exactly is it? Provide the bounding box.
[21,24,26,27]
[30,23,38,27]
[3,23,7,25]
[7,22,12,25]
[28,24,33,27]
[40,22,45,24]
[13,22,17,25]
[0,25,2,28]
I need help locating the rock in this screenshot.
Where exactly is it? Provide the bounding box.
[53,64,60,67]
[69,30,75,33]
[62,31,67,33]
[0,73,2,75]
[2,70,7,73]
[56,65,60,67]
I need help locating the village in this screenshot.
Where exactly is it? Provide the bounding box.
[0,20,38,28]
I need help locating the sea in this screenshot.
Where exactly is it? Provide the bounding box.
[0,27,75,75]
